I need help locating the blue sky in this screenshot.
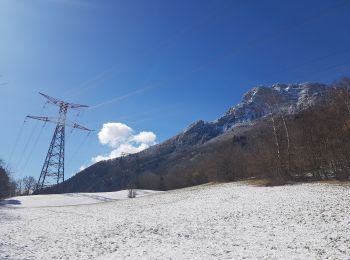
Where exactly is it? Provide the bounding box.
[1,0,350,180]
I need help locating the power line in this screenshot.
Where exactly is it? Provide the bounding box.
[65,132,92,173]
[276,48,350,75]
[7,119,26,167]
[250,47,350,86]
[188,0,350,75]
[19,122,47,176]
[14,102,48,171]
[309,60,350,78]
[16,120,40,171]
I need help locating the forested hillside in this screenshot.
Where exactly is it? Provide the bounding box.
[42,79,350,194]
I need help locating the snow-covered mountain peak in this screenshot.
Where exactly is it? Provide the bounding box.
[227,82,327,116]
[149,82,329,153]
[215,82,328,135]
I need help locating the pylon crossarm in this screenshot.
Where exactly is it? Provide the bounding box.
[26,115,50,122]
[71,122,93,132]
[26,116,93,132]
[39,92,62,106]
[39,92,88,110]
[26,115,62,126]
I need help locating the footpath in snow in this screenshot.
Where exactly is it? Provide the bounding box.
[0,182,349,259]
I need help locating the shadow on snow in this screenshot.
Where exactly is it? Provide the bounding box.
[63,193,116,203]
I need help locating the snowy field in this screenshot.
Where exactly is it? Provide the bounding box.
[0,182,349,260]
[0,190,159,208]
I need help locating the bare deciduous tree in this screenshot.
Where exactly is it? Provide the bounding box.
[23,176,36,195]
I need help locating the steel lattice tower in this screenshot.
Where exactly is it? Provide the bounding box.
[27,93,92,194]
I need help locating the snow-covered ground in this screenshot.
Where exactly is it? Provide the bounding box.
[0,182,349,260]
[0,190,159,208]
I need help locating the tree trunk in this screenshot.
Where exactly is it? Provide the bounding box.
[271,114,284,182]
[280,112,292,179]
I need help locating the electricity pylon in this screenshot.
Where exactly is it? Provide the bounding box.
[27,92,93,194]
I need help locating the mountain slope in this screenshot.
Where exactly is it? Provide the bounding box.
[45,82,329,193]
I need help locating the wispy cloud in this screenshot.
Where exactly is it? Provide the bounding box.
[0,75,8,87]
[88,86,155,111]
[64,67,119,98]
[46,0,95,8]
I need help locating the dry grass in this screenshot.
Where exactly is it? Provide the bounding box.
[240,178,273,187]
[313,179,350,187]
[242,178,350,187]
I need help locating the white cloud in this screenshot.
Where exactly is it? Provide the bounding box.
[85,122,157,168]
[91,143,150,164]
[98,122,133,148]
[110,143,150,157]
[91,155,110,163]
[132,131,156,144]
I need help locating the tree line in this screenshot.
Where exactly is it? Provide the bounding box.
[0,159,37,199]
[200,78,350,185]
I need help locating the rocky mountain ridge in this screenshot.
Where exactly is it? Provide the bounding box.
[152,82,328,152]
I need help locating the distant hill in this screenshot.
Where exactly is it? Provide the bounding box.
[42,80,350,194]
